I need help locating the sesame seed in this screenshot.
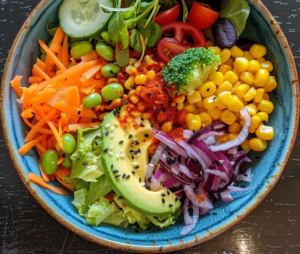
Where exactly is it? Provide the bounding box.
[137,153,140,157]
[175,197,178,201]
[76,158,80,161]
[104,148,108,152]
[136,142,139,145]
[159,246,163,251]
[77,111,81,115]
[151,123,154,127]
[126,175,130,179]
[162,193,166,197]
[153,106,156,110]
[162,199,165,203]
[156,83,159,87]
[167,191,170,195]
[105,131,109,136]
[147,92,152,96]
[141,182,145,187]
[111,164,113,169]
[105,124,110,128]
[109,145,113,151]
[227,186,232,189]
[114,122,119,127]
[122,174,126,178]
[108,152,114,157]
[116,154,120,159]
[129,150,134,153]
[134,165,139,169]
[119,140,124,144]
[95,141,98,146]
[130,85,134,88]
[110,70,114,74]
[120,148,124,153]
[169,204,173,207]
[120,153,125,158]
[115,175,121,178]
[113,169,119,173]
[129,134,133,138]
[141,118,144,121]
[110,126,115,132]
[139,177,141,182]
[145,134,149,137]
[140,123,144,127]
[110,134,114,139]
[130,143,135,147]
[133,138,137,141]
[131,162,138,166]
[132,171,136,174]
[82,162,88,165]
[162,108,166,112]
[118,196,123,199]
[134,150,139,154]
[131,155,134,159]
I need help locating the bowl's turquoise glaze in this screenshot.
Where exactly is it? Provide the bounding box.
[1,0,299,252]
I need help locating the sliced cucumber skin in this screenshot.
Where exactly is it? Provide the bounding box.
[58,0,119,40]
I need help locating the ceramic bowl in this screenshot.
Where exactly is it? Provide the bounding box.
[1,0,299,252]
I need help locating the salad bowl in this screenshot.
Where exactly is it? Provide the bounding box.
[1,0,299,252]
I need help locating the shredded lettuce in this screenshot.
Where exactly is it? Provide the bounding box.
[72,188,88,216]
[103,209,129,228]
[61,176,79,189]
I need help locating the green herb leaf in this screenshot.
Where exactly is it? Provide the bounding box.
[181,0,188,22]
[46,22,59,37]
[116,46,130,67]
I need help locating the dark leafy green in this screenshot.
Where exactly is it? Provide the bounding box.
[46,22,59,37]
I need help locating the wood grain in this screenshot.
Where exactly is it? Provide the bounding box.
[1,0,300,253]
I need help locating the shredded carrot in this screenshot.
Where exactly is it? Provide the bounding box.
[10,76,23,98]
[92,78,106,88]
[55,175,74,192]
[29,172,68,195]
[36,58,46,71]
[22,118,53,134]
[32,64,51,80]
[38,160,50,182]
[50,27,65,50]
[49,174,55,181]
[79,117,93,123]
[18,134,47,156]
[28,87,56,104]
[60,112,68,127]
[57,156,65,165]
[66,86,80,107]
[68,115,80,125]
[47,121,63,149]
[55,167,71,179]
[35,142,47,153]
[80,107,98,118]
[51,43,63,54]
[21,108,35,119]
[29,76,43,84]
[80,83,96,95]
[62,34,69,69]
[39,39,67,72]
[68,122,101,131]
[46,136,55,150]
[54,101,80,115]
[25,110,57,143]
[81,50,100,63]
[79,62,106,84]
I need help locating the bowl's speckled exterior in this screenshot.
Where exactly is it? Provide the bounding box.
[1,0,299,252]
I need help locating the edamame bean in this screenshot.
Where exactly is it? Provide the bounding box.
[71,41,93,59]
[101,83,123,100]
[96,43,114,61]
[62,133,76,154]
[82,93,102,109]
[40,53,47,62]
[75,179,90,191]
[101,63,120,78]
[62,155,72,169]
[42,149,58,175]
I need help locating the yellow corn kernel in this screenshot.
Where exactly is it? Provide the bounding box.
[242,51,255,61]
[254,69,269,87]
[209,72,224,86]
[257,57,265,63]
[250,44,267,59]
[233,68,241,77]
[173,94,185,104]
[184,101,196,113]
[141,112,152,119]
[129,93,140,104]
[159,62,166,68]
[124,76,135,90]
[217,101,228,110]
[254,88,265,103]
[194,108,202,114]
[217,133,227,143]
[248,60,261,73]
[107,78,119,84]
[218,91,232,106]
[240,72,254,85]
[241,139,251,153]
[187,90,202,104]
[234,111,241,122]
[144,55,158,66]
[225,58,234,67]
[264,76,277,92]
[135,74,147,85]
[177,103,184,110]
[256,112,269,122]
[257,100,274,114]
[231,45,244,59]
[220,109,236,125]
[228,96,244,112]
[260,60,273,72]
[161,121,173,133]
[215,81,233,96]
[232,81,242,94]
[126,66,138,76]
[208,46,221,55]
[128,89,135,97]
[131,109,142,117]
[249,138,267,151]
[199,112,212,127]
[218,64,233,75]
[203,96,219,110]
[244,87,257,101]
[247,103,258,113]
[227,133,238,141]
[186,114,201,131]
[129,58,138,66]
[223,71,239,84]
[221,48,232,63]
[234,57,249,72]
[200,81,216,97]
[195,101,204,108]
[236,84,250,98]
[206,40,214,48]
[249,115,262,133]
[256,125,274,140]
[146,70,156,80]
[198,108,207,113]
[207,107,221,121]
[238,96,248,106]
[263,92,270,101]
[229,122,242,133]
[99,112,109,120]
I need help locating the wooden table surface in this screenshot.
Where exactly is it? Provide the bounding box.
[1,0,300,253]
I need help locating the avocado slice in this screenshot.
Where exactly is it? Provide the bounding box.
[101,111,181,216]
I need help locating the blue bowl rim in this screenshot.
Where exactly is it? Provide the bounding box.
[1,0,299,252]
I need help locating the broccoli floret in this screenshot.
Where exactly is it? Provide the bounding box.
[162,48,221,95]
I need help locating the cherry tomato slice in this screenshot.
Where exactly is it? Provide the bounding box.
[154,4,180,26]
[187,2,219,30]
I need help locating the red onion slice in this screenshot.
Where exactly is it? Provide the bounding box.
[203,136,216,146]
[209,107,251,152]
[198,131,224,141]
[205,168,230,185]
[183,185,213,210]
[180,205,199,237]
[183,199,193,226]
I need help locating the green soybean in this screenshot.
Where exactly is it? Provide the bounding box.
[71,41,93,59]
[101,31,111,43]
[42,149,58,175]
[40,53,47,62]
[96,43,114,61]
[75,179,90,191]
[62,155,72,169]
[101,83,123,100]
[62,133,76,154]
[82,93,102,109]
[101,63,120,78]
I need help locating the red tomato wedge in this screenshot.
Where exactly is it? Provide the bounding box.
[154,4,180,26]
[187,2,219,30]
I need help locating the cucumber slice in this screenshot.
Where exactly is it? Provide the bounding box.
[59,0,115,39]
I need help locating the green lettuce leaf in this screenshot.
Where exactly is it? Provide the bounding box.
[61,176,79,189]
[103,209,129,228]
[72,188,88,216]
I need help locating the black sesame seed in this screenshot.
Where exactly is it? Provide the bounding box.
[115,175,121,178]
[134,150,139,154]
[147,92,152,96]
[244,174,248,177]
[154,216,158,219]
[119,208,123,210]
[213,97,217,100]
[130,85,134,88]
[175,197,178,201]
[95,141,98,146]
[167,191,170,195]
[145,134,149,137]
[162,193,166,197]
[129,134,133,138]
[138,148,141,152]
[141,117,144,121]
[159,247,163,251]
[132,171,136,174]
[119,140,124,144]
[151,123,154,127]
[167,146,171,150]
[110,70,114,74]
[111,164,113,169]
[134,165,140,169]
[104,148,109,152]
[113,169,119,173]
[212,212,217,215]
[131,155,134,159]
[136,142,139,145]
[122,173,126,178]
[135,230,139,233]
[161,108,166,112]
[162,199,165,203]
[156,83,159,87]
[146,185,151,190]
[140,123,144,127]
[139,177,141,182]
[82,162,88,165]
[169,204,173,207]
[76,158,80,161]
[105,131,109,135]
[129,150,134,153]
[126,175,130,179]
[211,125,215,129]
[148,177,152,182]
[77,111,81,115]
[118,196,123,199]
[193,130,196,133]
